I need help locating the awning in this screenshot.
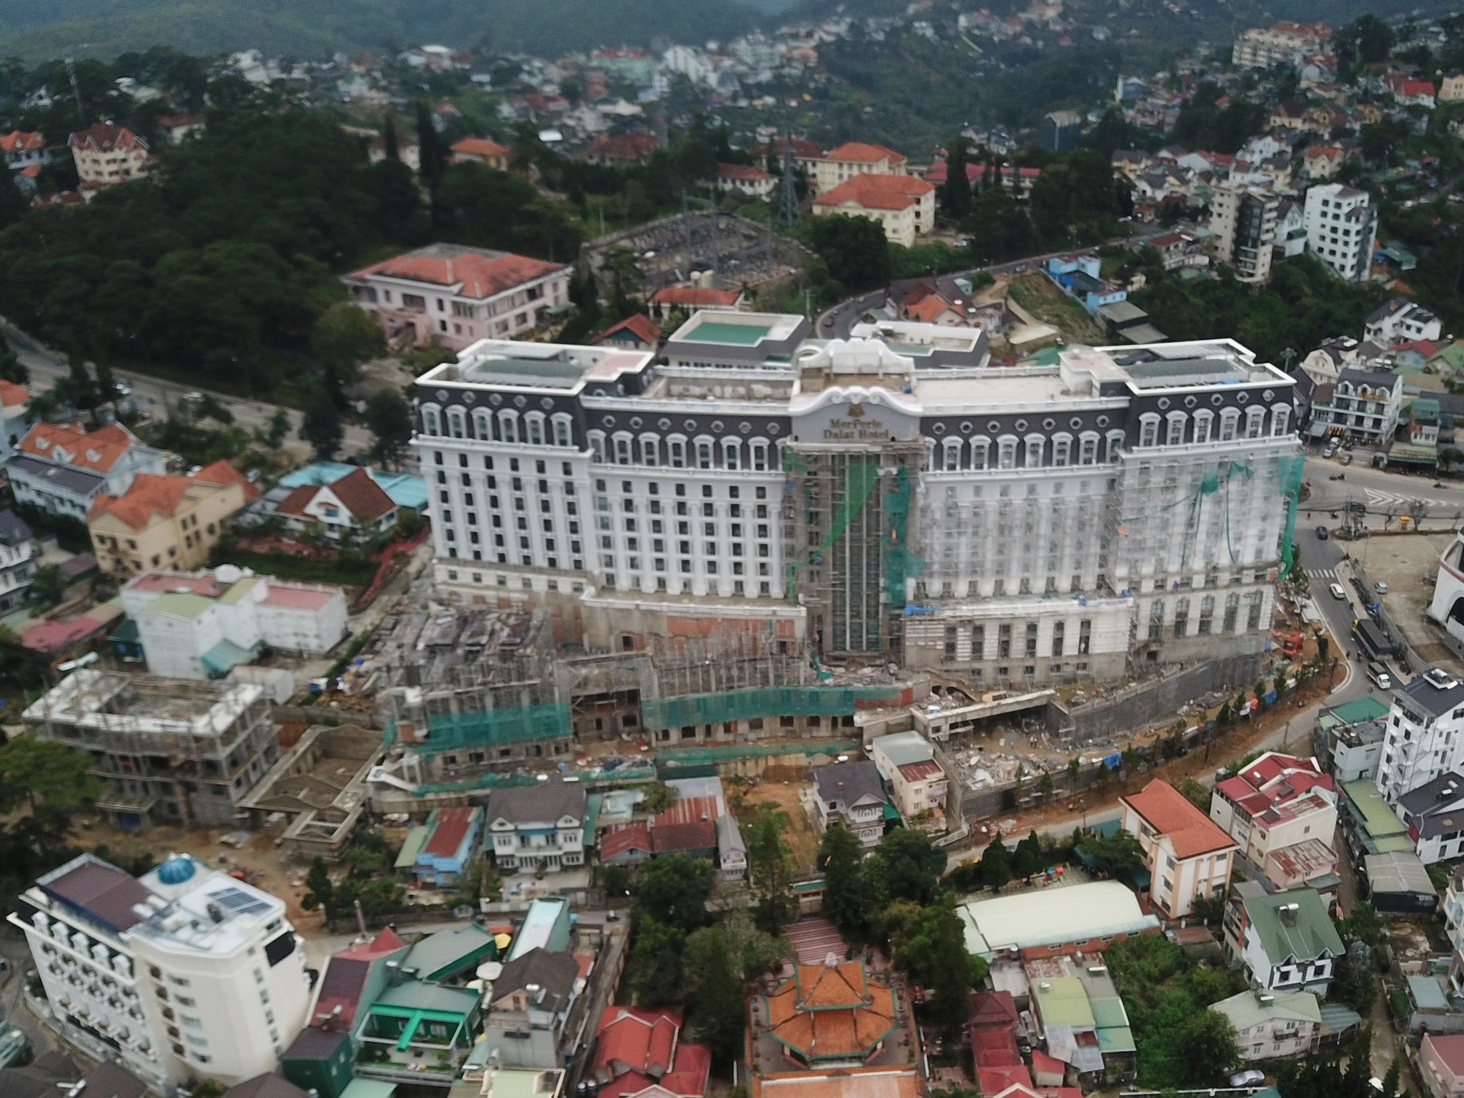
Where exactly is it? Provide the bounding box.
[200,638,260,677]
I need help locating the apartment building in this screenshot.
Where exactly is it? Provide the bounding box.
[411,322,1300,682]
[68,124,151,188]
[10,423,166,520]
[1210,183,1279,284]
[1120,779,1237,919]
[1307,368,1404,446]
[813,141,908,196]
[346,243,570,350]
[24,669,277,829]
[1365,298,1442,347]
[88,460,259,577]
[1304,184,1377,283]
[9,852,310,1090]
[1392,773,1464,864]
[1210,752,1338,889]
[1375,668,1464,803]
[0,508,36,612]
[869,731,948,819]
[1231,22,1332,69]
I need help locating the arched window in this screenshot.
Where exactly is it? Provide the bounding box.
[1245,407,1265,439]
[1024,434,1044,468]
[1219,408,1240,442]
[639,434,660,466]
[472,409,492,441]
[1193,411,1214,444]
[1271,404,1291,437]
[695,437,714,470]
[497,411,520,444]
[1052,433,1072,467]
[612,433,633,465]
[525,413,546,446]
[971,437,991,469]
[1106,430,1126,463]
[997,435,1018,470]
[551,414,573,447]
[1165,412,1187,446]
[751,440,769,471]
[421,405,441,436]
[668,436,687,468]
[942,439,962,471]
[447,408,467,439]
[587,430,606,463]
[722,439,741,470]
[1138,413,1161,448]
[1078,432,1100,465]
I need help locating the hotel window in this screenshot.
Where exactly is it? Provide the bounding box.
[526,414,546,445]
[1052,435,1071,466]
[971,439,989,469]
[1024,436,1043,468]
[1139,414,1160,448]
[751,440,769,471]
[997,437,1017,469]
[640,436,660,465]
[723,441,741,470]
[943,441,961,471]
[1245,407,1265,438]
[1166,414,1186,446]
[669,438,687,468]
[472,410,492,440]
[552,415,572,447]
[1079,435,1098,465]
[498,412,520,443]
[422,406,441,436]
[1272,405,1290,436]
[1193,411,1213,444]
[613,436,632,465]
[696,440,713,469]
[588,432,605,463]
[1219,409,1240,442]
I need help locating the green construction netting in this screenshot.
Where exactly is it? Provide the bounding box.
[784,452,883,598]
[641,685,903,730]
[1276,453,1307,579]
[656,740,863,765]
[419,702,571,755]
[883,465,924,607]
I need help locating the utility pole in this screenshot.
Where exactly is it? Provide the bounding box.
[65,57,86,126]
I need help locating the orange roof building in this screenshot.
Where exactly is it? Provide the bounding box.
[271,466,398,541]
[0,129,50,172]
[814,141,909,197]
[10,422,167,521]
[450,136,511,168]
[345,243,570,350]
[68,123,151,187]
[88,461,259,577]
[593,314,663,349]
[1119,779,1238,921]
[812,175,935,248]
[754,959,904,1069]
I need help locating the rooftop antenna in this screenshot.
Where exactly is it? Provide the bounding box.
[65,58,85,126]
[779,125,800,227]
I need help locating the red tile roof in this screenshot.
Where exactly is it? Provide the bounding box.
[350,246,565,300]
[898,760,943,782]
[594,315,662,346]
[0,379,28,408]
[1426,1034,1464,1077]
[649,287,742,306]
[586,133,660,162]
[1121,779,1236,859]
[424,806,479,858]
[0,130,44,152]
[68,123,147,152]
[650,819,717,854]
[21,422,137,473]
[814,173,935,211]
[452,136,511,161]
[600,823,653,860]
[594,1005,710,1098]
[328,467,397,523]
[824,142,907,165]
[718,162,771,181]
[191,459,261,500]
[87,474,191,528]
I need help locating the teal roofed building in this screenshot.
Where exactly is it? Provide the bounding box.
[274,462,428,513]
[1229,887,1344,996]
[355,979,481,1086]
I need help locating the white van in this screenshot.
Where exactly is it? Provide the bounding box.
[1367,662,1392,691]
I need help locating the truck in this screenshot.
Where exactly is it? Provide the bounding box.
[1354,618,1395,659]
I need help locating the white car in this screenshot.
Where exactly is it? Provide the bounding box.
[1375,581,1389,594]
[1230,1070,1266,1088]
[1330,583,1347,600]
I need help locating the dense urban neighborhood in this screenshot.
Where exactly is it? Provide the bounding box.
[12,7,1464,1098]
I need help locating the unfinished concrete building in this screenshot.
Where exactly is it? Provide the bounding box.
[237,724,380,861]
[24,669,276,828]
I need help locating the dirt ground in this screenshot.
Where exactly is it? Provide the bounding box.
[735,770,822,871]
[1006,272,1107,345]
[1355,530,1459,668]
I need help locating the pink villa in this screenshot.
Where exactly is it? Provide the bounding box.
[344,243,569,350]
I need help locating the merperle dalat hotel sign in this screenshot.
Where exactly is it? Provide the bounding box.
[795,391,920,445]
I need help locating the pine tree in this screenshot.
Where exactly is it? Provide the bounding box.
[942,136,971,220]
[416,100,445,193]
[383,113,400,162]
[0,330,28,385]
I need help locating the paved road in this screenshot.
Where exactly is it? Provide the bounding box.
[816,247,1100,339]
[1300,447,1464,521]
[5,325,373,460]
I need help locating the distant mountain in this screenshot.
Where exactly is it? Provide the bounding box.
[0,0,768,62]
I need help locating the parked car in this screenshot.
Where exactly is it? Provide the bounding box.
[1375,581,1389,594]
[1315,525,1329,540]
[1230,1071,1266,1088]
[1330,582,1347,600]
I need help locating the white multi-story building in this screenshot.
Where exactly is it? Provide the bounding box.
[10,422,167,520]
[1376,668,1464,803]
[1210,751,1338,889]
[1307,367,1404,446]
[1304,184,1377,283]
[0,508,36,612]
[1231,22,1332,69]
[9,852,310,1091]
[412,316,1301,685]
[1365,298,1442,347]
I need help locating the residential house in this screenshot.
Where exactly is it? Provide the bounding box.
[366,134,420,171]
[354,979,480,1085]
[1390,75,1437,108]
[1320,696,1390,783]
[10,423,166,520]
[869,731,948,820]
[0,378,31,461]
[156,114,205,143]
[88,460,259,577]
[0,130,50,171]
[1045,254,1129,315]
[812,174,935,248]
[759,137,825,177]
[120,567,348,675]
[1365,298,1442,347]
[451,137,511,169]
[1392,773,1464,864]
[1304,145,1344,180]
[1304,184,1377,283]
[345,242,569,349]
[308,927,409,1039]
[1146,232,1194,272]
[601,793,719,866]
[482,947,585,1069]
[1232,23,1332,70]
[0,509,36,612]
[1120,779,1237,920]
[485,777,588,872]
[593,315,663,352]
[394,806,485,889]
[1442,74,1464,103]
[582,132,659,167]
[590,1006,712,1098]
[713,162,775,198]
[1307,367,1404,445]
[812,760,891,848]
[222,1075,310,1098]
[813,141,908,196]
[1209,752,1338,890]
[647,287,746,321]
[1275,199,1307,258]
[277,1030,353,1098]
[1299,336,1362,387]
[272,466,397,542]
[505,897,573,962]
[68,123,150,190]
[1227,887,1344,995]
[1422,1034,1464,1098]
[716,813,747,881]
[1210,989,1322,1062]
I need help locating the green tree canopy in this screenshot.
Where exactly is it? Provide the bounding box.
[633,853,714,932]
[311,302,386,390]
[629,916,686,1005]
[300,391,343,461]
[807,214,891,291]
[364,387,414,468]
[818,822,872,941]
[867,827,945,905]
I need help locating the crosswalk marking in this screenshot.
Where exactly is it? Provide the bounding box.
[1306,568,1336,580]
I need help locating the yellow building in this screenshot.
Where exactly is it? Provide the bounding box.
[1441,73,1464,103]
[88,461,258,577]
[68,123,151,190]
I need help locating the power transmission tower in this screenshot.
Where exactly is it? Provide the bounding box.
[65,57,86,126]
[779,127,800,227]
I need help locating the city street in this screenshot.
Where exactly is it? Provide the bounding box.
[4,324,373,460]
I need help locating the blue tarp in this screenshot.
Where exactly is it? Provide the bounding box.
[278,462,428,512]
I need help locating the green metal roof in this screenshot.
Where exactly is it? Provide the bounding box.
[1096,1026,1136,1053]
[1032,977,1095,1028]
[200,637,259,676]
[1342,780,1410,850]
[406,924,498,981]
[370,979,478,1017]
[1242,889,1344,965]
[394,825,430,868]
[1089,997,1130,1029]
[1211,989,1321,1032]
[218,576,262,604]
